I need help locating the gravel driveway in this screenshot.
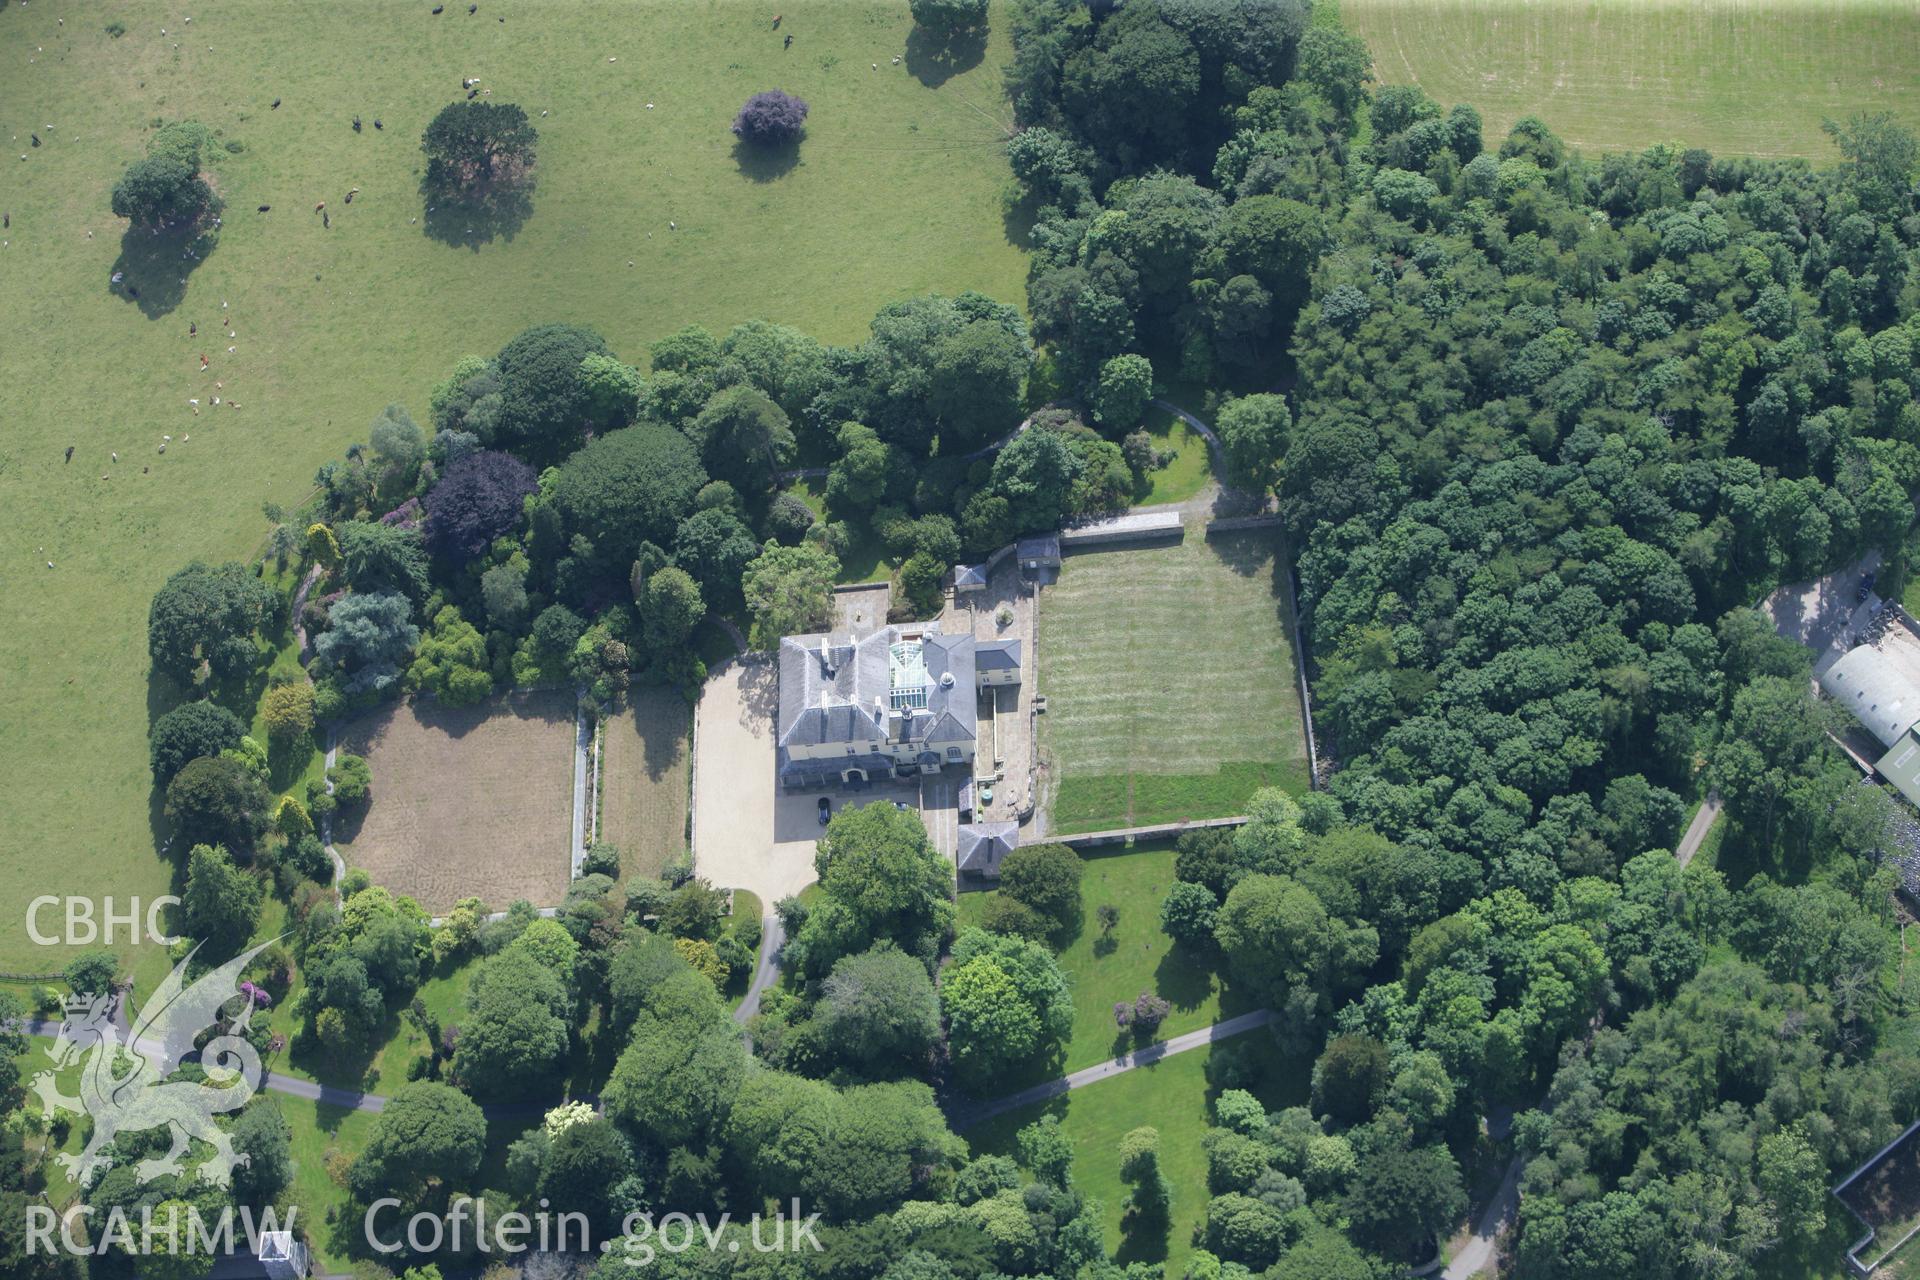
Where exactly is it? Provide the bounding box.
[691,659,820,907]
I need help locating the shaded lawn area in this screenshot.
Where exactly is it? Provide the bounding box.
[281,1096,379,1275]
[1133,407,1212,507]
[958,842,1245,1073]
[599,688,693,881]
[780,475,893,584]
[965,1038,1308,1272]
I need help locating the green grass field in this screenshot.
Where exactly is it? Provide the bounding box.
[958,843,1247,1072]
[1343,0,1920,159]
[1039,531,1311,834]
[966,1039,1308,1270]
[0,0,1026,980]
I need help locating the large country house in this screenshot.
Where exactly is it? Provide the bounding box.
[776,626,1019,791]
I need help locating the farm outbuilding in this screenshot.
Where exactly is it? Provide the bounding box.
[1820,643,1920,748]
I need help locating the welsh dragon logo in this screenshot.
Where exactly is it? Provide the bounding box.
[33,940,278,1189]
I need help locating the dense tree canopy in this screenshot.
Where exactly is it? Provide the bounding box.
[423,449,538,561]
[149,700,247,784]
[148,561,279,680]
[490,324,612,461]
[421,100,538,195]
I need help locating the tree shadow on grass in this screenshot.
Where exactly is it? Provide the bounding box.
[1002,187,1041,250]
[109,219,219,319]
[732,136,802,183]
[1116,1199,1172,1267]
[904,25,987,88]
[419,179,533,251]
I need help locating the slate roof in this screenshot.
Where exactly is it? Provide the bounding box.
[1017,534,1062,565]
[976,639,1021,672]
[920,632,977,744]
[777,630,893,749]
[778,627,975,752]
[957,821,1019,876]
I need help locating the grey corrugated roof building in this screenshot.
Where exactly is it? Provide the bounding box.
[1819,644,1920,748]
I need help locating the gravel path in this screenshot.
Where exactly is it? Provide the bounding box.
[1675,793,1724,867]
[951,1008,1276,1130]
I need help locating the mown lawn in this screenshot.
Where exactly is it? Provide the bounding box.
[1134,408,1212,507]
[1039,530,1310,833]
[966,1038,1309,1271]
[0,0,1026,982]
[1342,0,1920,159]
[599,688,693,882]
[958,843,1246,1072]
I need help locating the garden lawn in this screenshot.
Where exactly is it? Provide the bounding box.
[0,0,1026,982]
[781,476,894,584]
[1134,408,1212,507]
[957,843,1245,1072]
[1342,0,1920,160]
[1039,530,1310,833]
[279,1096,379,1276]
[599,688,692,881]
[966,1039,1308,1271]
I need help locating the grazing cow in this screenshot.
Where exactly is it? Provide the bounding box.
[373,119,383,130]
[315,201,326,212]
[271,98,281,109]
[344,188,359,204]
[432,3,444,11]
[467,88,479,99]
[64,445,73,462]
[257,204,270,212]
[784,34,792,48]
[352,116,362,132]
[468,3,477,12]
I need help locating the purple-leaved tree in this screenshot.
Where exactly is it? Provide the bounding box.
[732,90,810,146]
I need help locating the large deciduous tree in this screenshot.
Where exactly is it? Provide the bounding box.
[149,700,247,784]
[731,90,810,146]
[164,757,269,856]
[423,449,537,561]
[551,422,707,568]
[490,324,613,462]
[741,540,838,649]
[421,100,538,196]
[348,1082,488,1211]
[148,561,279,681]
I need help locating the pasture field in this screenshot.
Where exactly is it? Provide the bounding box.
[333,690,576,913]
[1342,0,1920,159]
[598,687,692,881]
[1038,531,1310,834]
[957,843,1245,1072]
[0,0,1025,979]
